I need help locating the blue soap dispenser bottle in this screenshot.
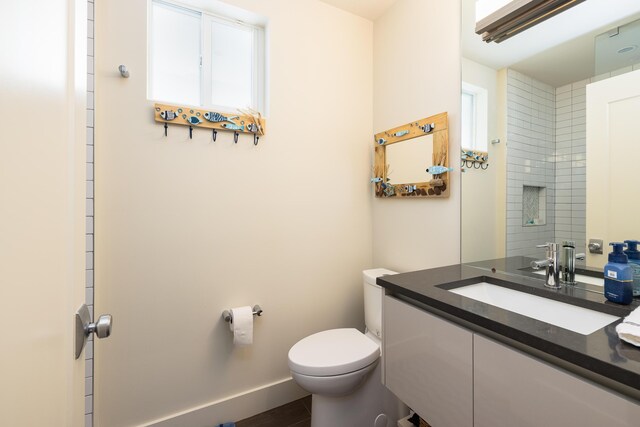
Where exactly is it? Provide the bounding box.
[624,240,640,297]
[604,242,633,304]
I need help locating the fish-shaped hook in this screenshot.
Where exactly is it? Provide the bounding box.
[377,138,387,145]
[420,123,435,133]
[403,185,417,193]
[394,130,409,137]
[371,177,383,183]
[425,165,454,175]
[187,116,202,125]
[204,112,239,123]
[160,110,178,121]
[223,123,245,131]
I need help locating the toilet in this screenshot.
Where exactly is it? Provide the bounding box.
[288,269,406,427]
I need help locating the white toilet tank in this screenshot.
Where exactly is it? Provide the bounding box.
[362,269,397,339]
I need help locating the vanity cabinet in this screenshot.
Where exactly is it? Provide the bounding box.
[384,295,640,426]
[474,335,640,427]
[383,295,474,427]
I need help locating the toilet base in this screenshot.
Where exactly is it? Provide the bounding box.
[310,361,406,427]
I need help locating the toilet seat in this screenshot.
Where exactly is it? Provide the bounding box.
[288,328,380,377]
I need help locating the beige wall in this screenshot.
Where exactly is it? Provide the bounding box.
[461,58,506,262]
[372,0,461,271]
[94,0,373,425]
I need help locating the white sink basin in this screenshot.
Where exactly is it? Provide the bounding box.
[450,282,618,335]
[531,270,604,286]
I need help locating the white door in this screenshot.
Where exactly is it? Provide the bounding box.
[586,69,640,269]
[0,1,87,425]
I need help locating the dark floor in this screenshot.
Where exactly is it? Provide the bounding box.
[236,395,312,427]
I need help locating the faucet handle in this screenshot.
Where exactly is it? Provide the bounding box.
[531,259,551,270]
[537,242,559,250]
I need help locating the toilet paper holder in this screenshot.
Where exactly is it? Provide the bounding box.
[222,305,263,324]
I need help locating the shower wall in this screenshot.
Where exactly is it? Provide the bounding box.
[505,69,556,259]
[506,65,640,260]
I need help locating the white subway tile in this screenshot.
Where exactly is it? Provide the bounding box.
[86,181,94,198]
[85,377,93,396]
[85,396,93,414]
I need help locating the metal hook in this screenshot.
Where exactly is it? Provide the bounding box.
[118,65,130,78]
[254,134,259,146]
[481,162,489,170]
[465,160,474,168]
[234,131,239,144]
[212,129,217,142]
[164,123,168,137]
[474,161,481,169]
[189,126,193,139]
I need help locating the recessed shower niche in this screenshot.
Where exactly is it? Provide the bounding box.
[522,185,546,226]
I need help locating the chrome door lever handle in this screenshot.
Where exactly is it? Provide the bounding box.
[75,304,113,359]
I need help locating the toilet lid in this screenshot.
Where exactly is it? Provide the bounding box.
[288,328,380,376]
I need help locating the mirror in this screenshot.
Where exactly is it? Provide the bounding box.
[386,135,434,185]
[461,0,640,268]
[373,112,450,198]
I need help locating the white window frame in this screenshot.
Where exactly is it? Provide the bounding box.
[148,0,265,113]
[461,81,488,152]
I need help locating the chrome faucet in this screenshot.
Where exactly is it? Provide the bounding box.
[559,240,586,285]
[531,242,560,289]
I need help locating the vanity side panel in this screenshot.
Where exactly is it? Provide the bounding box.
[474,334,640,427]
[383,295,473,427]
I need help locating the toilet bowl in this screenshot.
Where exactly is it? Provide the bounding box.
[287,269,406,427]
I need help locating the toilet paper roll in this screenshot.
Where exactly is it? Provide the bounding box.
[229,306,253,345]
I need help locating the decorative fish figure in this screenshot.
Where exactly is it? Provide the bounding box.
[426,165,454,175]
[371,177,383,183]
[377,138,387,145]
[160,110,177,121]
[403,185,417,193]
[204,112,239,123]
[384,185,395,197]
[222,123,245,131]
[421,123,435,133]
[247,123,260,133]
[394,130,409,137]
[187,116,202,125]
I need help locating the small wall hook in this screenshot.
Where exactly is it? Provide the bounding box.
[254,134,259,146]
[164,123,168,137]
[234,131,239,144]
[212,129,217,142]
[118,65,130,78]
[189,125,193,139]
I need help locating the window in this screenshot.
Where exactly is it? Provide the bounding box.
[461,81,488,152]
[148,0,265,113]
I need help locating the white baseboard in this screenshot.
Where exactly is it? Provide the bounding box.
[142,377,308,427]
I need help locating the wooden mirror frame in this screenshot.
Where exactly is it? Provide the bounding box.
[373,112,449,198]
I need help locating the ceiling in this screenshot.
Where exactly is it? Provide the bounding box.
[318,0,399,21]
[462,0,640,87]
[319,0,640,86]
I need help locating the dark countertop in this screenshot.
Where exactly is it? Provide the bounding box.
[378,257,640,396]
